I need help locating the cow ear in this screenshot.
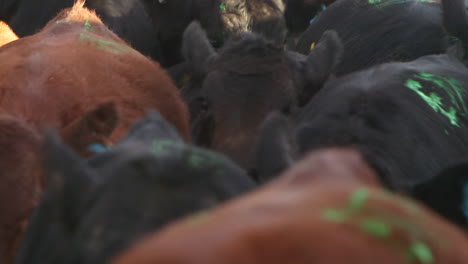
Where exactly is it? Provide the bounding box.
[182,21,217,76]
[411,162,468,229]
[61,101,118,156]
[254,112,296,183]
[300,30,343,105]
[42,131,96,229]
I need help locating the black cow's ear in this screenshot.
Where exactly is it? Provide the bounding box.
[182,21,217,76]
[42,131,96,229]
[254,112,296,183]
[299,30,343,105]
[411,162,468,229]
[304,30,343,82]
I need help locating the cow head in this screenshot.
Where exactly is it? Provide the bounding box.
[181,21,342,176]
[412,161,468,229]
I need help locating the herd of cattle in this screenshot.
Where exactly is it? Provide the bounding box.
[2,0,468,263]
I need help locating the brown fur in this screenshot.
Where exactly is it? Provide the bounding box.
[0,21,18,47]
[112,148,468,264]
[0,3,189,262]
[0,1,190,146]
[0,115,41,264]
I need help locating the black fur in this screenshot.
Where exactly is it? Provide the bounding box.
[17,111,255,264]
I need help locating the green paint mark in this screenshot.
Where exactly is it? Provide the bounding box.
[219,2,226,11]
[79,33,131,54]
[55,19,70,24]
[151,140,222,171]
[369,0,439,8]
[322,209,348,223]
[405,72,467,127]
[349,188,369,210]
[359,219,392,238]
[188,153,206,168]
[321,188,446,263]
[152,139,179,154]
[407,242,434,264]
[84,19,93,31]
[448,34,461,43]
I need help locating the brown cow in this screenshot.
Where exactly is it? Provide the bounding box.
[0,0,189,156]
[112,148,468,264]
[0,116,41,264]
[0,2,189,262]
[0,21,18,46]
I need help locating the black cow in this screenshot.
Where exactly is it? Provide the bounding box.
[181,21,342,176]
[256,50,468,228]
[16,111,255,264]
[1,0,159,59]
[295,0,458,76]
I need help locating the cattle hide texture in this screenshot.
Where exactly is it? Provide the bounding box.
[0,115,41,264]
[0,4,189,261]
[295,0,452,76]
[0,0,190,155]
[112,148,468,264]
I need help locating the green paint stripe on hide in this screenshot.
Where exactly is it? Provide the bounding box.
[321,188,442,263]
[79,33,131,54]
[405,72,467,127]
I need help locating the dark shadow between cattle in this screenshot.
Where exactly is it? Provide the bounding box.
[17,110,255,264]
[411,161,468,230]
[181,21,343,175]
